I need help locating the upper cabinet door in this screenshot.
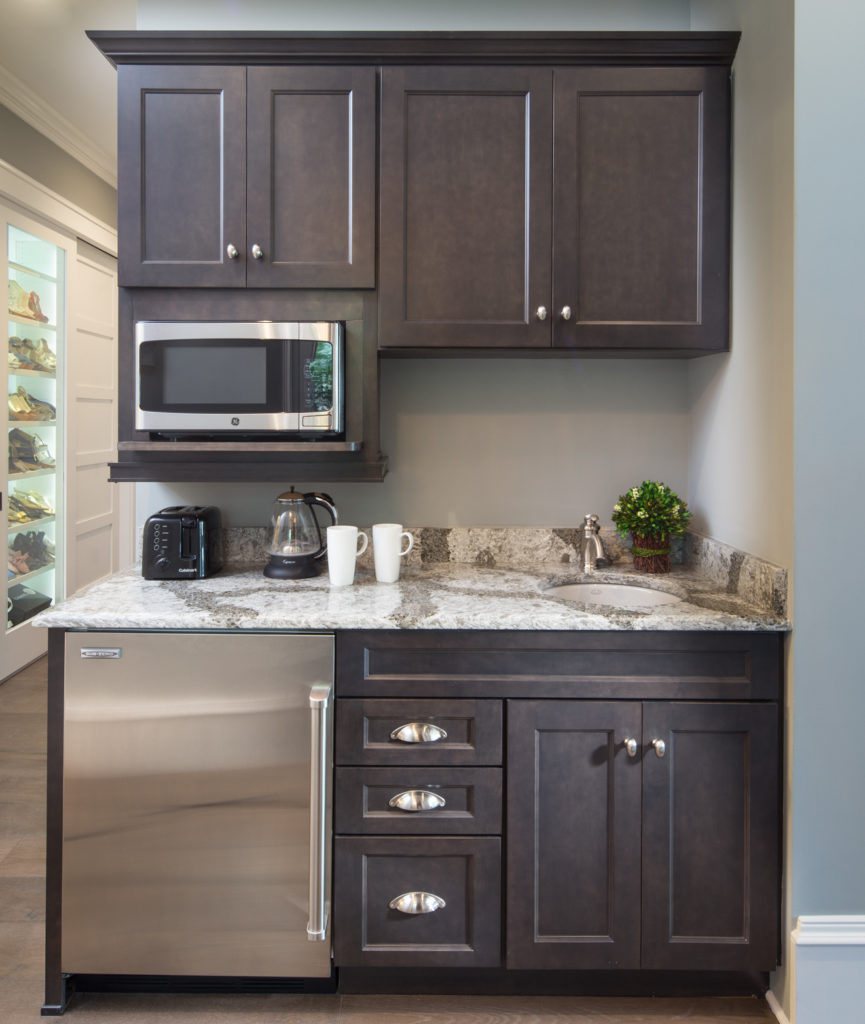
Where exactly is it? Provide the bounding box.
[552,67,731,353]
[246,67,375,288]
[117,66,247,288]
[379,67,553,349]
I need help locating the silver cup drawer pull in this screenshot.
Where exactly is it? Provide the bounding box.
[388,789,447,812]
[388,891,447,915]
[390,722,448,744]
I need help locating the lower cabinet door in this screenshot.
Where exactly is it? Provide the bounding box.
[506,700,643,969]
[333,836,501,966]
[641,701,780,970]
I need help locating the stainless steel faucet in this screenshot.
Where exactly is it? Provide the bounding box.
[580,514,607,573]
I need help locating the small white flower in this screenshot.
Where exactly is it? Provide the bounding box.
[658,484,665,492]
[672,504,680,515]
[631,487,639,498]
[614,503,621,512]
[637,509,648,519]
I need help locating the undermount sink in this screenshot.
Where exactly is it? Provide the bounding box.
[547,582,683,611]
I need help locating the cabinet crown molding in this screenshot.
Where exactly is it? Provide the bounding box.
[87,30,740,68]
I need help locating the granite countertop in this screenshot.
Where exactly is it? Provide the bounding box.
[33,558,790,633]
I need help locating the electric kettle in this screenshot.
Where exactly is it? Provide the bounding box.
[263,489,338,579]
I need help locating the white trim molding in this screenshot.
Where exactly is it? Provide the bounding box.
[0,158,116,256]
[0,64,116,188]
[793,915,865,945]
[765,990,792,1024]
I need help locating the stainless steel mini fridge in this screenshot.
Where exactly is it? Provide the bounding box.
[61,631,334,979]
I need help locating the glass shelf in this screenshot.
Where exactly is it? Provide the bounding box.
[8,259,59,284]
[8,312,56,332]
[8,515,55,536]
[5,218,64,663]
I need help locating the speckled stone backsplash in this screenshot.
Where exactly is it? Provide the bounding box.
[224,526,786,617]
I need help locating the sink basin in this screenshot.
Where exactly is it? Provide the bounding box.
[547,582,683,611]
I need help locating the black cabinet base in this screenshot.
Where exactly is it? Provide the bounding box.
[336,967,770,998]
[44,972,337,1014]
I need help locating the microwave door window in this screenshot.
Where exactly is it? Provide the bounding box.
[139,339,283,412]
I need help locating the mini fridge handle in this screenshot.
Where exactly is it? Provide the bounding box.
[307,682,332,941]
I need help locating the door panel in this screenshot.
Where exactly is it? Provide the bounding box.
[553,67,731,352]
[379,67,552,348]
[506,700,642,969]
[247,67,375,287]
[641,701,779,969]
[117,65,246,287]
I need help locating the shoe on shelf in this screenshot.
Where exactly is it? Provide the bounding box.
[12,489,53,517]
[7,280,49,323]
[24,337,56,371]
[8,385,54,421]
[7,428,55,473]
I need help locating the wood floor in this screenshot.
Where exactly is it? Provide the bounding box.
[0,657,777,1023]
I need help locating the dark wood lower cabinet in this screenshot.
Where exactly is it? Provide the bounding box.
[640,701,779,970]
[505,699,780,972]
[333,631,783,980]
[333,836,502,967]
[506,700,642,969]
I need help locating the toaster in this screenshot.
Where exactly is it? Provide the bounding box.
[142,506,223,580]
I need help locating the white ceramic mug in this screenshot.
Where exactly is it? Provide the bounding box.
[326,525,369,586]
[372,523,414,583]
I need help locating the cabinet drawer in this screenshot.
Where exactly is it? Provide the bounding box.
[335,699,502,765]
[333,836,501,967]
[335,767,502,835]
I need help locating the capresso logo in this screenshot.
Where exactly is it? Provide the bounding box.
[80,648,122,659]
[231,417,240,426]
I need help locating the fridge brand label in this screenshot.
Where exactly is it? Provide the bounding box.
[80,648,122,659]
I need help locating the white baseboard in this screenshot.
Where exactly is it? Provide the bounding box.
[765,989,791,1024]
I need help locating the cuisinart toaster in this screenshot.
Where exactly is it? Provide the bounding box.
[142,505,224,580]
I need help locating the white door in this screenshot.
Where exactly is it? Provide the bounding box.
[65,239,129,595]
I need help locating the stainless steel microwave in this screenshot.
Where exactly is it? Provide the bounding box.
[134,320,344,436]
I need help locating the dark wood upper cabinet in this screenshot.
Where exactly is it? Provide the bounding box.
[117,65,375,288]
[379,64,731,354]
[117,65,247,288]
[553,67,731,353]
[246,67,375,288]
[379,67,553,349]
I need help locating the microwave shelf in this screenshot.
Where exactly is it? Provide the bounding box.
[117,440,362,452]
[109,441,386,483]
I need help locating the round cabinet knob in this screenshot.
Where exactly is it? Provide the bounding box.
[225,243,239,260]
[623,737,638,757]
[535,306,548,322]
[652,738,667,758]
[388,891,446,915]
[251,243,264,260]
[560,305,573,321]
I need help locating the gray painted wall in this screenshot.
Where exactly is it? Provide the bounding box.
[137,0,691,31]
[793,0,865,919]
[134,0,703,536]
[0,103,116,227]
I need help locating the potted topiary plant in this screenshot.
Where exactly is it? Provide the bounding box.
[611,480,692,573]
